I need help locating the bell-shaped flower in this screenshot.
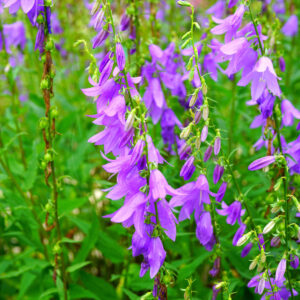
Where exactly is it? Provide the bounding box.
[216,201,245,225]
[282,15,298,36]
[196,211,214,246]
[238,57,281,101]
[281,99,300,127]
[149,169,178,200]
[180,156,195,181]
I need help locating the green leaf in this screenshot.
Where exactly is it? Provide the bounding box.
[58,197,88,216]
[73,213,99,264]
[23,143,38,190]
[69,284,98,299]
[67,261,91,273]
[178,251,210,281]
[61,237,81,244]
[123,289,140,300]
[80,271,118,299]
[0,265,33,279]
[18,272,36,299]
[96,230,125,264]
[39,288,58,300]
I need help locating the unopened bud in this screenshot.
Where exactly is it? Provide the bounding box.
[215,282,225,290]
[257,263,264,273]
[263,220,276,234]
[194,110,201,124]
[40,79,49,90]
[237,232,252,246]
[44,152,52,163]
[260,250,266,263]
[125,109,135,131]
[189,67,195,82]
[271,205,281,214]
[177,1,192,7]
[202,82,207,95]
[180,124,192,139]
[291,196,300,212]
[249,258,258,270]
[195,136,201,150]
[91,0,101,15]
[202,105,209,121]
[189,89,199,107]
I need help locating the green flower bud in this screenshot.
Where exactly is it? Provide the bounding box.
[37,14,44,24]
[45,39,54,51]
[44,152,52,163]
[40,79,49,90]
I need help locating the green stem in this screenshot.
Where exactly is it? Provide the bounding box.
[228,76,236,154]
[43,4,68,299]
[274,108,294,299]
[249,2,264,56]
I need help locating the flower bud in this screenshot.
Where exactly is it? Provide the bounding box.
[202,105,209,120]
[249,258,258,270]
[215,281,225,290]
[258,277,265,294]
[91,0,101,15]
[214,137,221,155]
[270,236,281,247]
[195,136,201,150]
[39,117,48,129]
[37,14,44,24]
[53,243,62,254]
[44,152,52,163]
[125,109,135,131]
[40,79,49,90]
[262,220,276,234]
[45,39,54,51]
[237,232,252,246]
[180,124,192,140]
[260,250,266,263]
[177,1,192,7]
[201,125,208,142]
[189,88,200,107]
[202,82,207,95]
[189,67,195,82]
[45,0,52,7]
[194,110,201,124]
[257,263,264,273]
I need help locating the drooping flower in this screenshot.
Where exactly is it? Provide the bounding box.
[241,243,253,257]
[149,169,178,200]
[248,155,275,171]
[141,237,166,279]
[170,174,212,222]
[180,156,195,181]
[214,137,221,155]
[216,201,245,225]
[211,5,246,42]
[281,99,300,127]
[238,57,281,101]
[116,42,125,71]
[196,211,214,248]
[232,223,246,246]
[213,164,224,184]
[203,145,213,162]
[4,0,36,14]
[275,258,286,284]
[209,257,221,277]
[290,254,299,269]
[282,15,298,37]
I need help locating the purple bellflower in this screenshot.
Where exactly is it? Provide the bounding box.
[216,201,245,225]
